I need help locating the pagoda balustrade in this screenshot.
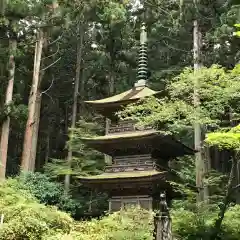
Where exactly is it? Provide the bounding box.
[108,120,152,134]
[105,154,155,173]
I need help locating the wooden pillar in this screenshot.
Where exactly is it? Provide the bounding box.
[108,199,112,212]
[153,193,172,240]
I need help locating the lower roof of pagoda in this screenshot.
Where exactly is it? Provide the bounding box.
[81,130,195,158]
[77,170,167,185]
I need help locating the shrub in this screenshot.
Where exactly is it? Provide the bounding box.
[171,203,240,240]
[0,180,73,240]
[44,207,154,240]
[8,172,79,216]
[9,172,108,218]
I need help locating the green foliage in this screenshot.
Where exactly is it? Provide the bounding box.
[120,65,240,139]
[0,102,28,127]
[44,207,154,240]
[206,125,240,150]
[45,118,105,178]
[234,24,240,37]
[10,172,79,216]
[3,179,240,240]
[11,171,108,219]
[0,179,73,240]
[171,203,240,240]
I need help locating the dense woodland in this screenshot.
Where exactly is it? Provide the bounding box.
[1,0,240,239]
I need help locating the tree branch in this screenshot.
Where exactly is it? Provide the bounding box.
[48,34,63,46]
[40,75,54,96]
[41,43,59,60]
[40,57,61,72]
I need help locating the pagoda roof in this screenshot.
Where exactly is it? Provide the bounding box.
[85,86,159,107]
[78,170,166,184]
[85,130,157,141]
[81,130,195,158]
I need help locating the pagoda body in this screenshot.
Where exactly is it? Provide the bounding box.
[79,24,195,212]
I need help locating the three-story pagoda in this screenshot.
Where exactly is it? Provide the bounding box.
[79,24,195,212]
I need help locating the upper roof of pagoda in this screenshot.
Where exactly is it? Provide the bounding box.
[85,83,159,109]
[85,23,158,116]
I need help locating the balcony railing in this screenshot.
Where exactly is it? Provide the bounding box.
[104,154,155,173]
[105,163,155,173]
[108,120,152,134]
[113,154,153,165]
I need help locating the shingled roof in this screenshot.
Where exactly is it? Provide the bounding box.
[85,86,159,107]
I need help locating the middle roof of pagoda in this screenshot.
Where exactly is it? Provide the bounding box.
[85,85,160,108]
[81,130,195,158]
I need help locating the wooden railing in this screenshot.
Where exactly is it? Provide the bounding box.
[105,163,155,173]
[108,120,152,134]
[113,154,153,165]
[105,154,155,173]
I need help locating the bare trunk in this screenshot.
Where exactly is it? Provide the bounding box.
[104,89,113,165]
[0,39,17,179]
[104,42,115,164]
[29,65,46,170]
[193,20,208,202]
[29,89,42,171]
[45,130,50,164]
[21,30,44,172]
[0,0,7,16]
[65,25,83,191]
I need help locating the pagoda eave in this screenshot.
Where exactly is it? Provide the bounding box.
[77,170,178,188]
[85,87,161,109]
[81,131,195,158]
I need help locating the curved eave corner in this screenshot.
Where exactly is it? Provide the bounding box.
[84,87,161,106]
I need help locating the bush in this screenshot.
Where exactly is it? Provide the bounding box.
[10,172,79,216]
[44,207,154,240]
[9,172,108,218]
[0,180,73,240]
[3,176,240,240]
[171,203,240,240]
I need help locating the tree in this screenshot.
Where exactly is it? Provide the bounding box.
[21,0,62,171]
[119,64,240,199]
[0,38,17,179]
[0,0,29,179]
[65,23,84,191]
[206,125,240,239]
[21,29,44,171]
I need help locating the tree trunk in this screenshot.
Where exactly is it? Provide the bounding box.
[0,39,17,179]
[0,0,7,16]
[193,20,208,202]
[29,89,42,170]
[104,30,115,165]
[210,153,238,239]
[45,130,50,165]
[21,30,44,172]
[28,32,48,170]
[65,24,84,191]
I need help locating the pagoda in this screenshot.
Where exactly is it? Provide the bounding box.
[78,23,195,212]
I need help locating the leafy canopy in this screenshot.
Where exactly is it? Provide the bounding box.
[119,65,240,138]
[206,125,240,150]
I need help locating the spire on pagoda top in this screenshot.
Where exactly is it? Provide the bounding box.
[135,22,148,88]
[84,21,157,111]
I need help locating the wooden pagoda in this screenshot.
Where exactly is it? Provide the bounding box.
[78,24,195,212]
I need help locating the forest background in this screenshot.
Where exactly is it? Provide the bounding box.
[1,0,240,239]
